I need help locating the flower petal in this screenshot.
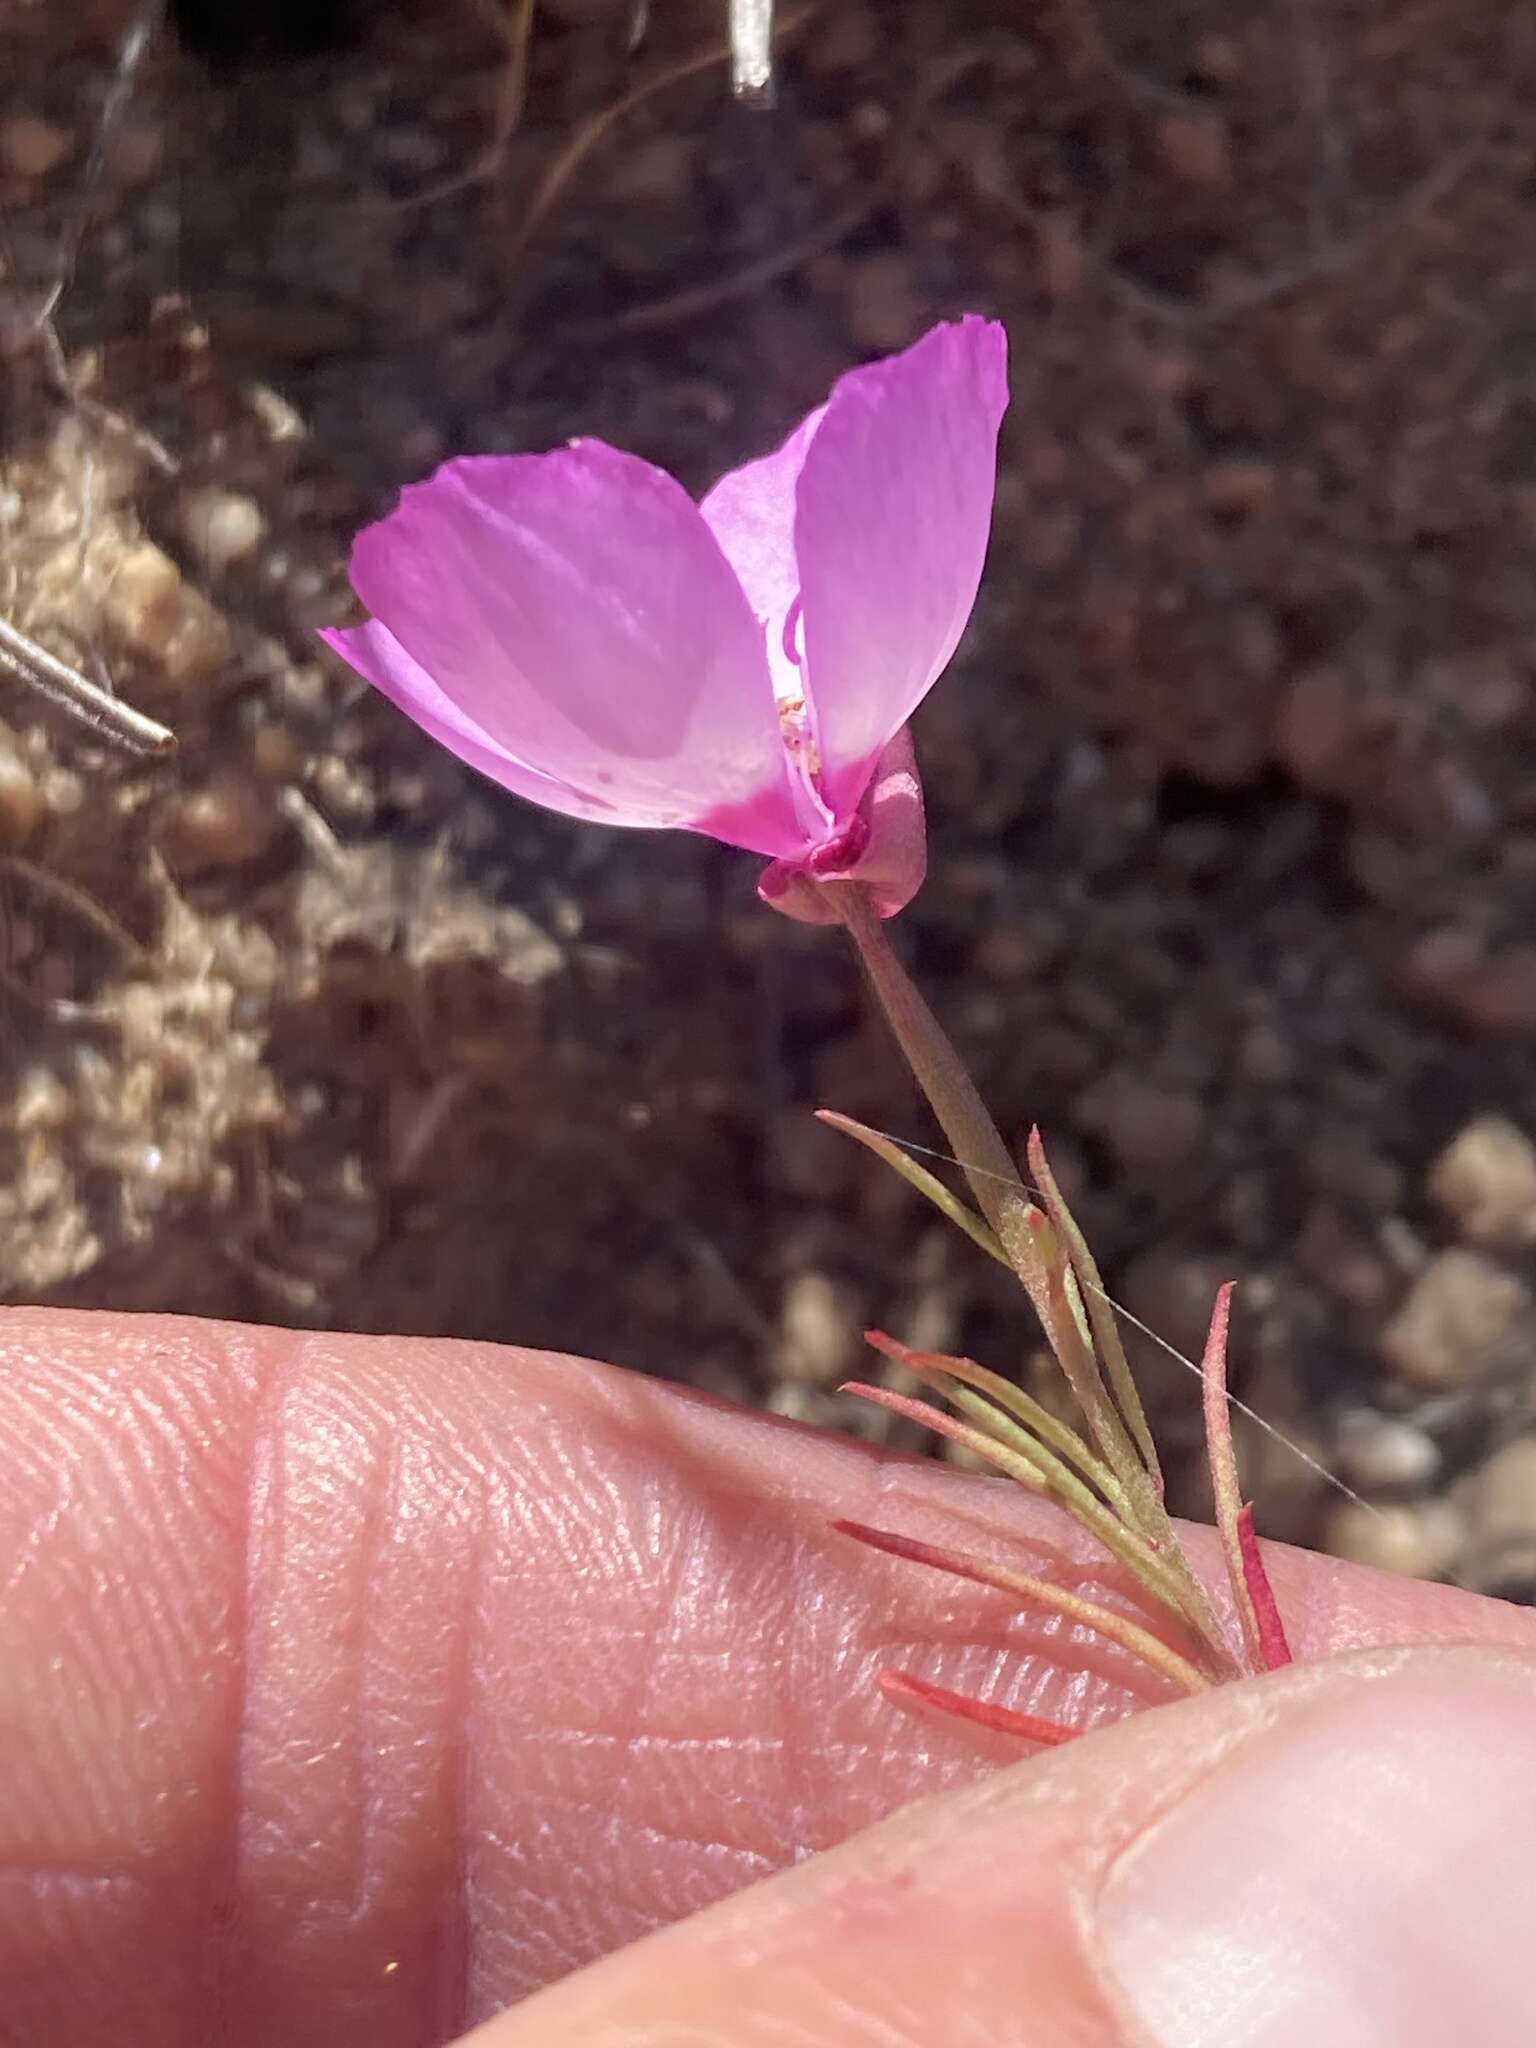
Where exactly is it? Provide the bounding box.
[345,442,805,857]
[320,621,630,825]
[699,404,825,707]
[758,725,927,924]
[794,317,1008,820]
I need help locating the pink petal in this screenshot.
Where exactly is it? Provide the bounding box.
[319,620,628,825]
[699,404,824,709]
[794,317,1008,821]
[758,726,927,924]
[343,442,805,858]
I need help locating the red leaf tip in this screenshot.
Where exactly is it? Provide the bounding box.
[1236,1503,1294,1670]
[880,1668,1080,1746]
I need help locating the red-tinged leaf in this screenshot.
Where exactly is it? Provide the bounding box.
[834,1516,989,1583]
[1199,1281,1265,1674]
[862,1328,927,1373]
[1237,1503,1294,1669]
[837,1382,1043,1491]
[879,1667,1080,1746]
[831,1519,1216,1695]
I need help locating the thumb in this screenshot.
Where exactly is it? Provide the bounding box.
[469,1642,1536,2047]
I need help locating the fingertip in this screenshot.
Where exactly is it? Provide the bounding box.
[468,1645,1536,2048]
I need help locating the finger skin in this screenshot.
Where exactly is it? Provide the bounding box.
[1,1307,1532,2047]
[475,1642,1536,2048]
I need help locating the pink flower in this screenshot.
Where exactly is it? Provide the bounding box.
[321,317,1008,921]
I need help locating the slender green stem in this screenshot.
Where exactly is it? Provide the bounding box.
[836,886,1142,1498]
[833,884,1240,1667]
[833,887,1023,1200]
[833,886,1051,1329]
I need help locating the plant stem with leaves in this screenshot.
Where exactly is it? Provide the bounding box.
[827,883,1291,1743]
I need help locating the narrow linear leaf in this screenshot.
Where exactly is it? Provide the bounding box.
[840,1380,1230,1655]
[878,1668,1079,1746]
[1027,1127,1164,1497]
[1026,1136,1231,1655]
[1237,1504,1294,1671]
[834,1518,1214,1696]
[1034,1212,1146,1500]
[863,1328,1130,1517]
[1200,1282,1263,1672]
[815,1111,1009,1266]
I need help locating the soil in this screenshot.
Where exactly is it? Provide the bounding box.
[4,0,1536,1591]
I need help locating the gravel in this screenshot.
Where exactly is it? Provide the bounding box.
[4,0,1536,1587]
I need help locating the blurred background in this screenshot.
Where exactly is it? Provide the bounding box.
[3,0,1536,1593]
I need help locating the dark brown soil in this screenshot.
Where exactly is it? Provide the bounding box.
[5,0,1536,1590]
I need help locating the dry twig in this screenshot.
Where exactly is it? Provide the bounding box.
[501,2,818,274]
[372,0,539,212]
[0,617,174,756]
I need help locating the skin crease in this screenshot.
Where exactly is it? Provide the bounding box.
[4,1307,1536,2048]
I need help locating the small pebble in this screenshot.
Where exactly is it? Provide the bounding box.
[1274,661,1362,798]
[1460,1436,1536,1598]
[1462,1435,1536,1536]
[1077,1069,1206,1174]
[1323,1498,1464,1580]
[0,116,72,179]
[1237,1020,1296,1087]
[157,776,274,873]
[249,723,305,781]
[1379,1247,1533,1390]
[1428,1114,1536,1251]
[1293,1203,1390,1313]
[12,1066,70,1131]
[772,1110,853,1202]
[1333,1408,1441,1492]
[804,4,878,71]
[0,745,44,846]
[1307,1131,1404,1212]
[975,910,1064,983]
[898,1284,959,1360]
[849,101,891,143]
[1202,459,1276,517]
[1188,31,1243,85]
[1117,1248,1235,1359]
[1035,212,1085,301]
[617,136,693,205]
[845,251,925,356]
[111,121,163,185]
[101,541,228,686]
[37,765,83,816]
[1155,111,1233,190]
[777,1270,858,1387]
[1407,928,1536,1035]
[179,487,266,570]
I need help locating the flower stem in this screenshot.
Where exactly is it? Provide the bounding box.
[832,885,1049,1323]
[834,887,1165,1510]
[829,881,1267,1686]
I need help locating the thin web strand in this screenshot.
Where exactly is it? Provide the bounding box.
[841,1121,1379,1520]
